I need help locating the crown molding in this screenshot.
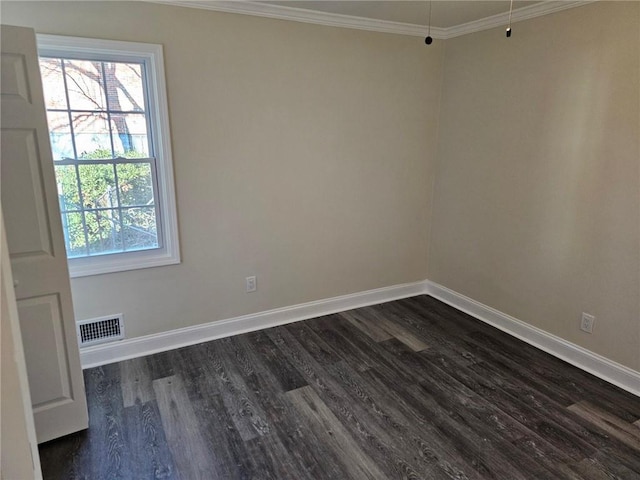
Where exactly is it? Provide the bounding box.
[148,0,594,39]
[440,0,597,39]
[150,0,446,38]
[147,0,446,39]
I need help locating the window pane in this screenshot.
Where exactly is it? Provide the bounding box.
[111,114,149,157]
[78,164,117,209]
[85,209,122,255]
[46,111,74,160]
[64,59,106,111]
[55,165,81,211]
[122,207,158,250]
[116,163,154,206]
[62,212,87,258]
[105,62,145,112]
[39,58,68,109]
[73,112,112,158]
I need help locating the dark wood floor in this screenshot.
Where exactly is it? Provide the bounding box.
[40,295,640,480]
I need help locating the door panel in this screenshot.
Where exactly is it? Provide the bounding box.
[1,51,31,102]
[1,24,88,443]
[2,128,53,256]
[18,294,72,410]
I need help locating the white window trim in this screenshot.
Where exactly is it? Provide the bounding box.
[37,34,180,278]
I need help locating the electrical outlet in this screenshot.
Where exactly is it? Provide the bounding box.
[246,276,257,293]
[580,313,595,334]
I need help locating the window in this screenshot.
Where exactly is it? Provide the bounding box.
[37,35,179,277]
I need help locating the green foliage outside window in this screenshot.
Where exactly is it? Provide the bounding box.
[56,148,158,257]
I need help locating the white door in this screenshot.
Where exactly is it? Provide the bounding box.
[1,210,43,480]
[1,24,88,443]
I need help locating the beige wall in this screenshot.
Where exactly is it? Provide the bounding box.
[1,1,443,339]
[428,2,639,370]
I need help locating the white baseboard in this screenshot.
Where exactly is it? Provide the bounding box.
[81,277,639,398]
[80,280,427,369]
[425,281,640,397]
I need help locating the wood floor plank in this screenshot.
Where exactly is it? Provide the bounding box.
[360,305,429,351]
[169,344,257,477]
[308,315,381,372]
[421,351,599,463]
[244,331,307,392]
[201,339,271,442]
[359,364,514,480]
[240,437,287,480]
[297,324,484,479]
[450,333,580,407]
[153,374,222,479]
[267,327,429,479]
[402,358,581,479]
[405,383,536,479]
[39,295,640,480]
[568,401,640,451]
[38,428,90,480]
[406,296,490,337]
[120,357,154,408]
[232,334,353,479]
[185,375,259,479]
[399,356,578,475]
[145,349,176,381]
[122,401,178,479]
[338,309,393,342]
[591,449,640,478]
[571,457,632,480]
[467,360,640,476]
[172,344,219,396]
[367,339,549,479]
[309,315,421,384]
[324,360,479,480]
[216,335,328,480]
[290,316,375,373]
[312,319,496,479]
[287,386,387,480]
[390,339,580,454]
[385,299,480,366]
[85,364,131,479]
[412,339,640,479]
[467,329,640,420]
[309,309,594,479]
[284,321,340,366]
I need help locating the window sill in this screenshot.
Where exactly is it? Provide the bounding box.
[68,248,180,278]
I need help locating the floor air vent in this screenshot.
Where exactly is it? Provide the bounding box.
[77,314,125,347]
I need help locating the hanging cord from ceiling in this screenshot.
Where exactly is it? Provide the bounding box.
[425,1,433,45]
[506,0,513,37]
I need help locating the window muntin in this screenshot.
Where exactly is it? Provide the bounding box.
[37,35,180,277]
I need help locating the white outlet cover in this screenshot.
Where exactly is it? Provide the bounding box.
[580,313,595,333]
[246,276,257,293]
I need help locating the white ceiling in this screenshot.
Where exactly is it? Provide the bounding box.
[266,1,540,28]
